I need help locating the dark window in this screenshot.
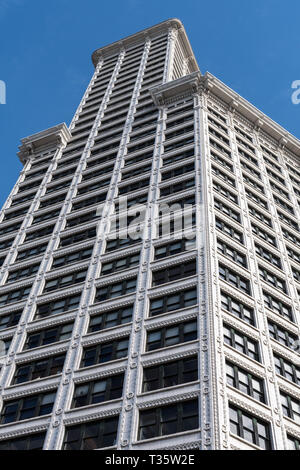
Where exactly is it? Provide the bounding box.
[143,356,198,392]
[0,285,32,306]
[152,261,196,286]
[221,292,255,325]
[219,264,251,295]
[138,400,198,441]
[94,278,136,302]
[214,198,240,223]
[101,253,140,275]
[245,189,268,209]
[81,338,129,367]
[16,243,47,261]
[88,306,133,333]
[263,292,293,321]
[248,205,272,227]
[287,435,300,450]
[35,294,81,319]
[160,178,195,197]
[273,354,300,385]
[43,269,87,293]
[251,223,277,247]
[0,310,22,331]
[229,404,272,449]
[268,321,298,350]
[63,416,119,450]
[226,361,266,403]
[224,324,260,362]
[146,320,197,351]
[7,264,40,283]
[213,181,237,200]
[161,163,194,181]
[149,288,197,317]
[154,239,196,259]
[66,210,100,228]
[24,323,73,350]
[243,174,264,193]
[32,208,61,225]
[217,239,247,267]
[72,193,107,211]
[0,433,46,450]
[13,354,66,384]
[25,225,54,242]
[255,244,281,268]
[52,247,93,268]
[259,266,287,293]
[72,374,124,408]
[215,217,244,244]
[0,221,22,236]
[1,391,56,424]
[118,178,150,195]
[280,392,300,424]
[105,236,140,252]
[60,227,96,248]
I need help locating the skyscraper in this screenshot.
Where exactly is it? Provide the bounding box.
[0,18,299,451]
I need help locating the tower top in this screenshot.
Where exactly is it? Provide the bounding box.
[91,18,198,73]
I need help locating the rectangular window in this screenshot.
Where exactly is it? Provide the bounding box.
[221,292,255,325]
[259,267,287,293]
[229,404,272,449]
[52,247,93,268]
[43,269,87,293]
[248,205,272,227]
[215,217,244,244]
[101,253,140,275]
[142,356,198,393]
[152,260,196,286]
[88,306,133,333]
[81,338,129,367]
[0,310,22,331]
[24,323,73,350]
[149,288,197,317]
[6,264,40,283]
[214,198,241,223]
[217,239,247,267]
[16,243,47,261]
[35,294,81,319]
[1,391,56,424]
[146,320,197,351]
[25,225,54,242]
[223,323,260,362]
[72,374,124,408]
[160,178,195,197]
[219,264,251,295]
[63,416,119,450]
[255,244,281,268]
[60,227,96,248]
[0,433,46,451]
[274,354,300,385]
[263,292,293,321]
[251,223,277,247]
[281,392,300,424]
[0,285,32,306]
[13,354,66,384]
[138,400,199,441]
[226,361,266,403]
[154,239,196,260]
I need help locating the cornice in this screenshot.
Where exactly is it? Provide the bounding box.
[18,124,71,164]
[202,73,300,161]
[92,19,198,70]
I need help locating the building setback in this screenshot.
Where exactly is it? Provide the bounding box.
[0,19,299,450]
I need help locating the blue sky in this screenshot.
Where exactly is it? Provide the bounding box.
[0,0,299,206]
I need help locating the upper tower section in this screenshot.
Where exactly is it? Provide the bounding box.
[92,18,199,83]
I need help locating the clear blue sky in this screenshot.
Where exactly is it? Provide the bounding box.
[0,0,299,206]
